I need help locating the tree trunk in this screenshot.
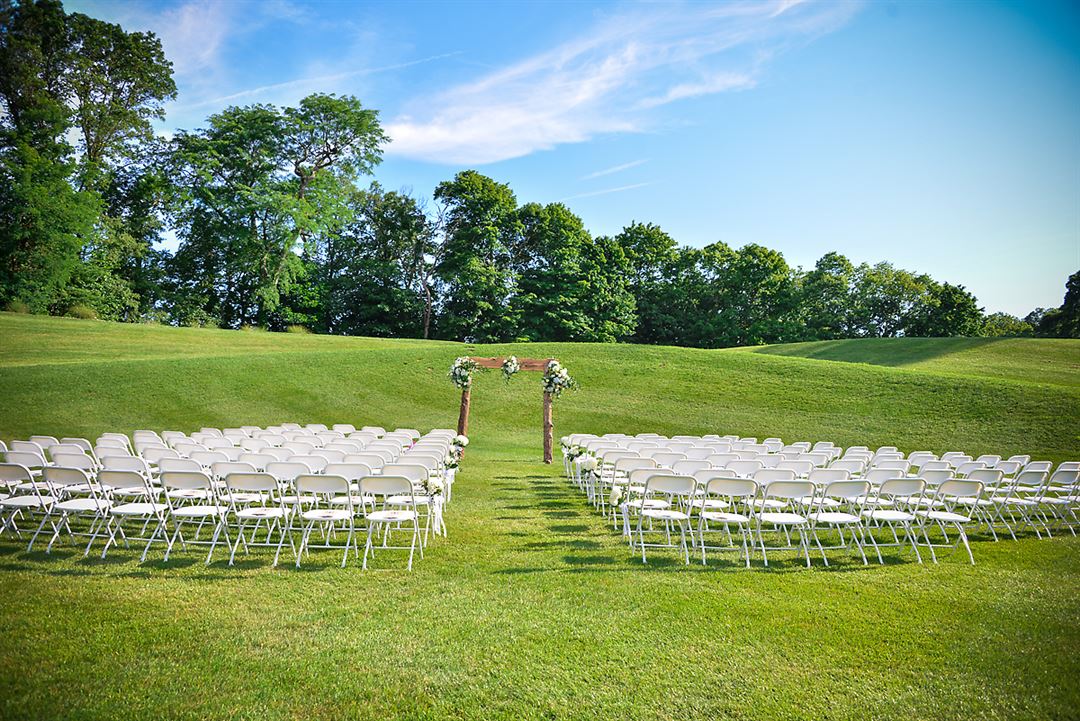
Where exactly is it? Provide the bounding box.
[543,391,553,464]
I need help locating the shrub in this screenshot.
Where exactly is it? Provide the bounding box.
[4,300,31,314]
[65,304,98,320]
[240,324,266,332]
[285,324,312,334]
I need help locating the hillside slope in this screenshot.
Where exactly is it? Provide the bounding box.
[1,313,1077,462]
[747,336,1078,388]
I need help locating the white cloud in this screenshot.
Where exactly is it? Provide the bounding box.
[581,159,650,181]
[559,182,653,203]
[385,0,861,165]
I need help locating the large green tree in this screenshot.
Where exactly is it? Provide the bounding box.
[1036,270,1080,338]
[433,170,521,342]
[167,95,386,327]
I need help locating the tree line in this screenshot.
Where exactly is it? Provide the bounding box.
[2,0,1077,346]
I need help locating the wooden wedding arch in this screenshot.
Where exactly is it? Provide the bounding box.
[455,357,561,463]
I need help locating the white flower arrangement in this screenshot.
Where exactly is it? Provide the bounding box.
[444,453,459,470]
[448,356,482,390]
[565,444,586,461]
[542,359,576,399]
[501,355,520,383]
[579,455,598,472]
[424,477,445,496]
[453,434,469,448]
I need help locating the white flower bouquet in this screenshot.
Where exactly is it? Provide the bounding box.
[542,359,576,399]
[425,477,445,496]
[453,434,469,448]
[501,355,520,383]
[444,453,459,470]
[448,357,482,390]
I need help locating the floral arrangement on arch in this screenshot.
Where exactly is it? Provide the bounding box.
[448,357,482,390]
[501,355,520,383]
[542,359,576,399]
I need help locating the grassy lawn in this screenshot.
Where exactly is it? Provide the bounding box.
[0,313,1078,720]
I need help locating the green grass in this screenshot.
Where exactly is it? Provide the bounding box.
[0,313,1078,720]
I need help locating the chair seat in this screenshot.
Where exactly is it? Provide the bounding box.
[111,486,152,497]
[171,504,225,518]
[367,509,418,523]
[167,489,213,501]
[56,498,111,512]
[758,512,807,525]
[236,506,289,520]
[1,495,54,509]
[1040,497,1071,506]
[387,494,429,506]
[863,509,916,522]
[917,510,971,523]
[112,502,167,515]
[330,494,375,506]
[621,499,670,510]
[952,497,992,507]
[750,499,786,510]
[809,511,861,525]
[302,508,352,522]
[281,495,318,505]
[689,498,730,509]
[701,511,750,524]
[221,492,264,504]
[641,509,690,522]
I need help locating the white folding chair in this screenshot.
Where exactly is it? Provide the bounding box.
[222,472,293,566]
[753,480,815,567]
[359,475,423,571]
[632,473,696,565]
[156,471,229,564]
[696,477,757,567]
[916,479,983,564]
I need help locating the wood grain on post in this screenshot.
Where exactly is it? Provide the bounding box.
[457,386,471,441]
[543,391,553,464]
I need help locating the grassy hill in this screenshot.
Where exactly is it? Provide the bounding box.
[0,312,1078,720]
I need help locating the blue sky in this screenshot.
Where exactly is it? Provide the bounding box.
[70,0,1080,316]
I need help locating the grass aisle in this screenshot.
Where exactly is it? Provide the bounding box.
[1,436,1078,720]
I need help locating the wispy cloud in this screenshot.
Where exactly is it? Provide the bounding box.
[581,159,649,181]
[559,182,653,203]
[185,52,464,111]
[386,0,861,164]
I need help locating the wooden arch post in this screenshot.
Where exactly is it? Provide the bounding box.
[460,357,557,463]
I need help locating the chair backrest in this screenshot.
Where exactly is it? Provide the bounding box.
[98,469,149,493]
[703,477,757,499]
[211,461,257,479]
[822,480,870,500]
[61,437,93,452]
[808,468,850,484]
[975,454,1000,466]
[643,473,696,497]
[305,423,329,433]
[265,461,311,481]
[920,469,953,487]
[4,451,45,469]
[627,468,666,488]
[102,456,151,475]
[323,462,372,481]
[672,460,710,476]
[966,469,1003,486]
[1050,469,1080,486]
[955,461,986,477]
[295,473,349,496]
[879,478,925,497]
[830,459,866,474]
[332,423,357,434]
[160,470,214,491]
[937,479,983,499]
[707,453,739,467]
[802,452,831,467]
[754,468,797,484]
[683,448,713,461]
[239,453,276,471]
[0,463,33,484]
[325,441,364,454]
[53,453,97,471]
[1012,470,1047,488]
[225,472,278,493]
[777,460,813,477]
[43,465,93,489]
[1006,454,1031,466]
[283,441,316,455]
[864,468,903,484]
[158,457,202,473]
[994,461,1022,476]
[312,449,346,463]
[873,459,910,472]
[919,460,950,472]
[1024,461,1052,474]
[402,453,442,471]
[614,457,656,473]
[142,447,180,464]
[342,453,387,471]
[726,460,764,478]
[763,480,814,500]
[190,450,228,467]
[381,463,428,483]
[95,437,128,450]
[240,438,270,452]
[360,474,413,497]
[290,455,328,473]
[693,469,739,485]
[95,446,133,459]
[49,443,86,457]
